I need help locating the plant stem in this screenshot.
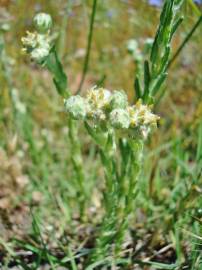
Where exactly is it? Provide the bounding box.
[58,1,73,58]
[90,135,143,261]
[76,0,98,94]
[92,145,119,261]
[168,15,202,69]
[68,118,86,219]
[46,50,86,218]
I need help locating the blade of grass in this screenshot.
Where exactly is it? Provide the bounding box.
[168,15,202,68]
[76,0,98,94]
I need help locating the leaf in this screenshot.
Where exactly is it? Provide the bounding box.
[150,72,167,96]
[170,16,184,39]
[196,121,202,161]
[84,121,100,145]
[134,76,142,100]
[45,46,69,98]
[159,45,171,73]
[143,60,151,101]
[145,261,178,269]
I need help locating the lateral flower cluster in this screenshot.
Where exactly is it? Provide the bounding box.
[21,13,52,64]
[64,87,160,139]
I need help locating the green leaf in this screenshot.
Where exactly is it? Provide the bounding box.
[196,121,202,161]
[143,60,151,101]
[160,45,171,73]
[45,46,69,98]
[84,121,104,146]
[134,76,142,100]
[150,72,167,96]
[170,17,184,39]
[145,261,178,269]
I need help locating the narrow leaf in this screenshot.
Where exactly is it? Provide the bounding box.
[143,60,151,99]
[134,76,142,100]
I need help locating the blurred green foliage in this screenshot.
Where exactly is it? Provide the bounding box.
[0,0,202,269]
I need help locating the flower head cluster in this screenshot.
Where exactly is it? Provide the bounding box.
[21,13,52,64]
[64,87,160,139]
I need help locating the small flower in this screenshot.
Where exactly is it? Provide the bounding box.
[127,39,142,62]
[21,31,38,52]
[128,106,140,127]
[87,87,111,110]
[30,47,50,63]
[129,100,160,130]
[109,109,130,129]
[21,31,51,63]
[143,38,154,54]
[110,90,128,110]
[64,96,87,120]
[33,13,52,34]
[143,110,160,126]
[127,39,138,53]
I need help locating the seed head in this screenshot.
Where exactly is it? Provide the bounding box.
[64,96,87,120]
[110,109,130,129]
[33,13,52,34]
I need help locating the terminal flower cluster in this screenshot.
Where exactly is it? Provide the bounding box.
[64,87,160,139]
[21,13,52,64]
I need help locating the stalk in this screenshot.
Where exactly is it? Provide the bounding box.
[168,15,202,68]
[21,15,86,219]
[45,49,87,219]
[76,0,98,94]
[68,118,86,218]
[85,125,144,261]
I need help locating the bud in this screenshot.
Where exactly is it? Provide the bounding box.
[127,39,142,62]
[64,96,87,120]
[109,109,130,129]
[33,13,52,34]
[127,39,138,54]
[144,38,154,54]
[110,90,128,110]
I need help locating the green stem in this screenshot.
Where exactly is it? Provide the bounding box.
[46,50,86,218]
[116,140,143,253]
[168,15,202,69]
[76,0,98,94]
[58,1,73,58]
[90,135,143,261]
[92,149,119,261]
[68,117,86,219]
[0,34,16,129]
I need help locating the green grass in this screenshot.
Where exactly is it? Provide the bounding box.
[0,1,202,269]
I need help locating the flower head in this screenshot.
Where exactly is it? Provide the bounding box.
[64,96,87,120]
[21,13,52,64]
[21,31,38,53]
[65,88,159,140]
[110,109,130,129]
[30,46,50,63]
[87,87,111,110]
[33,13,52,34]
[110,90,128,110]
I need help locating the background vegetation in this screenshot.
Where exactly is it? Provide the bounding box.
[0,0,202,269]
